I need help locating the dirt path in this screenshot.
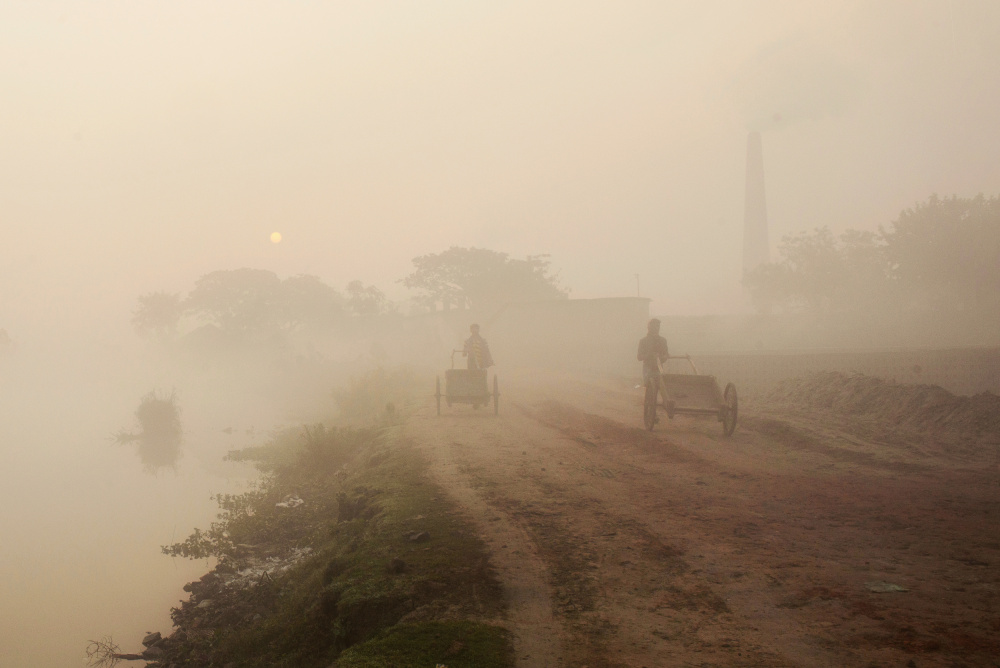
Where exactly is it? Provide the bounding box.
[407,368,1000,667]
[407,409,565,667]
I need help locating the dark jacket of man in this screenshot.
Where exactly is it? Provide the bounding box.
[637,333,668,376]
[464,334,494,370]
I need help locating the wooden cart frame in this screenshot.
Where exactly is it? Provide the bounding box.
[436,350,499,415]
[644,355,737,436]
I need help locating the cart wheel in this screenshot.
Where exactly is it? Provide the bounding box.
[435,377,441,416]
[722,383,738,437]
[493,375,499,415]
[643,380,657,431]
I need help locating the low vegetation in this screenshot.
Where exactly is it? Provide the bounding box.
[332,366,423,427]
[91,373,513,667]
[112,391,183,472]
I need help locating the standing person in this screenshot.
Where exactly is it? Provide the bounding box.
[637,318,669,422]
[463,323,494,370]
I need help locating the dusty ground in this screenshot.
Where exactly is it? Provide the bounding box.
[405,368,1000,668]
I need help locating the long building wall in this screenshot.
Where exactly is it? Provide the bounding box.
[401,304,999,397]
[492,297,652,373]
[398,297,652,374]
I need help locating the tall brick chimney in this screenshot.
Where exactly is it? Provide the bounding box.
[742,131,769,276]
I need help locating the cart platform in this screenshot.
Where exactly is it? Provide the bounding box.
[444,368,488,401]
[644,355,737,436]
[435,350,499,415]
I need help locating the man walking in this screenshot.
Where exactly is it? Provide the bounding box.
[637,318,669,420]
[463,323,494,370]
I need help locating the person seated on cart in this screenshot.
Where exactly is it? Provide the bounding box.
[637,318,669,413]
[463,323,494,370]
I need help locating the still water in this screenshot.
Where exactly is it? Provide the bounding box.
[0,342,276,667]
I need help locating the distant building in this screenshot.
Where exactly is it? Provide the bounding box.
[406,297,652,374]
[490,297,652,373]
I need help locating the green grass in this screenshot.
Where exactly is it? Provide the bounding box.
[160,417,513,668]
[336,620,513,668]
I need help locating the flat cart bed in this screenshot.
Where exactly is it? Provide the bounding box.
[444,368,489,402]
[646,355,737,436]
[661,373,727,416]
[435,350,499,415]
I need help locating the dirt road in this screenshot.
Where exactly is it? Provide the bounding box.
[406,369,1000,667]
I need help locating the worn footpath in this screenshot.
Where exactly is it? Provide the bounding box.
[408,368,1000,667]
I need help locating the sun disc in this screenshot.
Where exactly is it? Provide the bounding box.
[270,232,282,244]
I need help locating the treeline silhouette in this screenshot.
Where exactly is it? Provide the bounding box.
[131,248,566,347]
[744,194,1000,324]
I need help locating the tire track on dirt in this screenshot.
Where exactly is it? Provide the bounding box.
[502,397,867,666]
[416,370,1000,666]
[476,397,804,665]
[406,407,565,667]
[519,389,1000,666]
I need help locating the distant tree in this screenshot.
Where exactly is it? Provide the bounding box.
[135,269,353,347]
[839,228,892,307]
[744,227,887,313]
[745,194,999,321]
[132,292,182,340]
[883,194,1000,311]
[401,247,568,311]
[742,261,794,314]
[280,274,346,331]
[346,280,392,316]
[183,269,283,338]
[775,227,845,310]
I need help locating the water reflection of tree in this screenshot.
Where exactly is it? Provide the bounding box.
[113,391,182,473]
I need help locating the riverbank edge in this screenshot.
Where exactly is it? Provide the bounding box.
[123,419,515,667]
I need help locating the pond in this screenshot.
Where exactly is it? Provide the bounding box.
[0,345,274,667]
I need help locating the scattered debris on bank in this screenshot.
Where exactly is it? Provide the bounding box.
[90,420,513,668]
[768,371,1000,453]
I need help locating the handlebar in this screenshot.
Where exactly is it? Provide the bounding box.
[658,354,699,375]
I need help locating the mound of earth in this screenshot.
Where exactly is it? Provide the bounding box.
[768,371,1000,451]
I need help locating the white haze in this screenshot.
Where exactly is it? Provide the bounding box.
[3,1,999,329]
[1,2,999,666]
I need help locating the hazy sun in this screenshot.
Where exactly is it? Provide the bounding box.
[270,232,282,244]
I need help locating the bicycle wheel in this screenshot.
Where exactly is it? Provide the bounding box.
[722,383,738,437]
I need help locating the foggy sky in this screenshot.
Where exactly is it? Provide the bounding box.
[3,1,999,342]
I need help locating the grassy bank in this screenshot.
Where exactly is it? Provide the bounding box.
[114,379,513,667]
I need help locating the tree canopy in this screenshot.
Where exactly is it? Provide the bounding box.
[134,269,353,344]
[281,274,347,330]
[346,280,392,316]
[185,269,285,336]
[744,194,999,317]
[744,227,888,313]
[132,292,183,340]
[402,247,568,311]
[884,194,1000,311]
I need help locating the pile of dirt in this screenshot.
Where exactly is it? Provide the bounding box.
[768,372,1000,450]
